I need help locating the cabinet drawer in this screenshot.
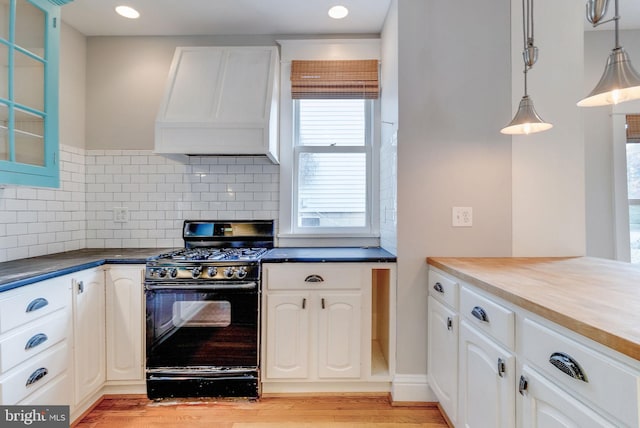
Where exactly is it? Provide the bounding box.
[0,309,69,374]
[18,372,70,406]
[428,269,458,309]
[264,264,363,290]
[522,318,639,428]
[0,278,70,334]
[460,286,514,350]
[0,341,69,405]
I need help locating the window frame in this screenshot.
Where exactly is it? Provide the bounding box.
[291,98,374,235]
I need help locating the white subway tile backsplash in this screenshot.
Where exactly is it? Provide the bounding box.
[0,147,280,261]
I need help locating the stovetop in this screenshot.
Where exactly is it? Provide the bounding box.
[153,247,269,262]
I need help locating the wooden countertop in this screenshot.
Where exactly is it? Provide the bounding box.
[426,256,640,361]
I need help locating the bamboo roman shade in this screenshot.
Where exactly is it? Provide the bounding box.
[627,114,640,141]
[290,59,380,99]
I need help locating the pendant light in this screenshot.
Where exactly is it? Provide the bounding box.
[501,0,552,135]
[578,0,640,107]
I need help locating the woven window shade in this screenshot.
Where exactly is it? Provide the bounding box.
[627,115,640,141]
[290,59,379,99]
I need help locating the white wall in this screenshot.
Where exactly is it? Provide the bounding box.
[60,22,86,150]
[393,0,513,386]
[511,0,586,256]
[584,29,640,259]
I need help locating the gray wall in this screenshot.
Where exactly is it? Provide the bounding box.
[393,0,513,377]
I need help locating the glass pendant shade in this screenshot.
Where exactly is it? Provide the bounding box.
[501,95,553,135]
[578,47,640,107]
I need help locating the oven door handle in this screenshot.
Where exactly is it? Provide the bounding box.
[145,281,257,291]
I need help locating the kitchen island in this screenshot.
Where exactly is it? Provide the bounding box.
[426,256,640,428]
[427,256,640,360]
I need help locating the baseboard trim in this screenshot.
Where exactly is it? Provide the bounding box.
[391,374,437,403]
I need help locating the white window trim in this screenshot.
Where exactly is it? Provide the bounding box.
[277,39,381,247]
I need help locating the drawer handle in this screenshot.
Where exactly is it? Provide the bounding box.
[304,274,324,283]
[77,280,85,294]
[321,298,326,309]
[26,297,49,313]
[549,352,588,382]
[302,298,306,309]
[26,367,48,386]
[25,333,49,350]
[471,306,489,323]
[518,375,528,395]
[433,282,444,293]
[446,317,453,331]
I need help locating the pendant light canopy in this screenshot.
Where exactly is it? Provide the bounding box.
[501,0,552,135]
[578,0,640,107]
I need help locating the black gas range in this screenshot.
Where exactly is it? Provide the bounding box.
[144,220,274,400]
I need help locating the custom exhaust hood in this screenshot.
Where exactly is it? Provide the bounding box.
[154,46,279,163]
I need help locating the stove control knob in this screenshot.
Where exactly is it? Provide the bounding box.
[168,268,178,278]
[207,267,218,278]
[235,267,248,279]
[191,266,202,279]
[223,267,235,279]
[158,268,168,278]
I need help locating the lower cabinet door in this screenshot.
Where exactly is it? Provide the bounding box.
[427,296,458,424]
[72,269,106,405]
[265,293,310,379]
[459,320,515,428]
[106,266,144,381]
[519,365,617,428]
[317,293,361,379]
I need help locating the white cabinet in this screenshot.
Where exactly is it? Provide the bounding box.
[519,365,617,428]
[427,269,459,425]
[105,266,145,382]
[72,268,106,407]
[459,320,516,428]
[264,264,362,380]
[155,46,280,162]
[0,275,72,405]
[262,262,396,392]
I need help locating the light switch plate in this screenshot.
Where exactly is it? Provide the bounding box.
[452,207,472,227]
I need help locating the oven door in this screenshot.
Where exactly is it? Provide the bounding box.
[145,282,259,370]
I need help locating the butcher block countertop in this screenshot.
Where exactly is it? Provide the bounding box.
[427,256,640,361]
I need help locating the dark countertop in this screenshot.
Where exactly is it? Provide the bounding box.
[0,248,174,293]
[262,247,396,263]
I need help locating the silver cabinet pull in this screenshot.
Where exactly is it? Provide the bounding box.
[446,317,453,331]
[77,280,84,294]
[26,367,48,386]
[433,282,444,293]
[518,375,528,395]
[302,298,306,309]
[549,352,588,382]
[471,306,489,322]
[26,297,49,313]
[304,274,324,283]
[25,333,48,350]
[497,358,506,377]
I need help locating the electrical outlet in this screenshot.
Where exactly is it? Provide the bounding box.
[113,207,129,223]
[452,206,472,227]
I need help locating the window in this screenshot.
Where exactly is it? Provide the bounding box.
[626,115,640,263]
[288,58,379,235]
[293,98,372,232]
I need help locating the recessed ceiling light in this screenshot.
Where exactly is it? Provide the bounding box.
[328,5,349,20]
[115,5,140,19]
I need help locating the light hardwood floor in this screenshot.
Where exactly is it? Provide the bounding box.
[73,395,449,428]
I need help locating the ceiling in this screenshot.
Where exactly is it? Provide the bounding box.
[60,0,640,38]
[61,0,393,37]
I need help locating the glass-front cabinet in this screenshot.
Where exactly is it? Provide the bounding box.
[0,0,69,188]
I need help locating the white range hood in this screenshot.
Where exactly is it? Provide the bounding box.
[155,46,279,163]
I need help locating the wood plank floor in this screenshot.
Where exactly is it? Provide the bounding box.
[73,395,449,428]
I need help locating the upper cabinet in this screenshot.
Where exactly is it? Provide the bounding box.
[155,46,280,163]
[0,0,67,188]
